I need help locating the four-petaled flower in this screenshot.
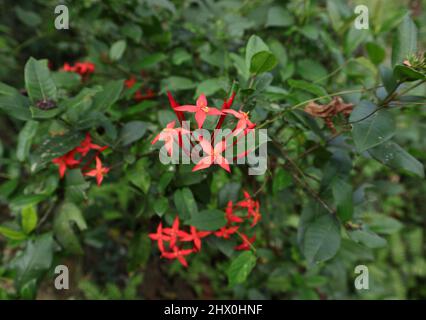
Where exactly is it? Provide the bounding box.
[180,226,211,251]
[193,137,230,172]
[162,216,190,248]
[148,222,170,253]
[149,192,260,268]
[84,156,110,186]
[151,120,189,156]
[75,133,108,156]
[52,150,81,178]
[235,234,256,251]
[225,201,243,224]
[162,246,194,268]
[214,225,239,239]
[223,109,256,135]
[175,94,223,128]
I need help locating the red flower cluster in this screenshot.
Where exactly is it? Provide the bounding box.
[151,92,256,173]
[62,61,95,78]
[149,217,210,267]
[149,192,261,267]
[51,133,109,186]
[124,75,156,102]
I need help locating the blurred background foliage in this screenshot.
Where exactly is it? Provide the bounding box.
[0,0,425,299]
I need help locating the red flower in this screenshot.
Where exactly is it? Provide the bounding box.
[249,201,261,227]
[175,94,223,128]
[214,225,239,239]
[223,109,256,135]
[125,76,137,89]
[162,246,194,268]
[75,133,108,156]
[151,120,189,156]
[148,222,170,253]
[162,216,190,248]
[235,234,256,251]
[62,62,95,77]
[192,137,230,172]
[134,88,156,102]
[225,201,243,224]
[180,226,211,251]
[52,150,81,178]
[84,156,110,186]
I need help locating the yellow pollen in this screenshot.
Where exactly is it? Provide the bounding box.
[202,106,209,113]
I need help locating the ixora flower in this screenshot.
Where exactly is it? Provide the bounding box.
[222,109,256,135]
[193,137,230,172]
[62,61,95,77]
[175,93,223,128]
[151,91,261,174]
[51,132,109,185]
[149,192,261,268]
[151,120,189,156]
[52,150,81,178]
[235,234,256,251]
[84,156,110,186]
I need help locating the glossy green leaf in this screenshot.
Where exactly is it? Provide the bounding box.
[16,120,38,162]
[187,209,226,231]
[227,251,257,286]
[350,101,395,152]
[24,57,57,103]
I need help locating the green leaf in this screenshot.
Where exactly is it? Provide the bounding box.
[272,168,292,194]
[10,233,54,290]
[0,81,19,96]
[368,141,424,178]
[16,120,38,162]
[30,106,63,119]
[296,59,328,84]
[265,6,294,27]
[153,197,169,217]
[53,202,88,254]
[161,76,195,92]
[92,80,124,112]
[379,66,398,93]
[195,78,226,97]
[227,251,257,286]
[250,51,278,75]
[24,57,57,103]
[139,53,167,69]
[304,215,341,264]
[288,79,328,97]
[393,65,425,82]
[21,205,38,234]
[174,188,198,220]
[366,42,386,65]
[109,40,127,61]
[331,178,353,221]
[187,209,226,231]
[15,6,41,27]
[65,169,90,202]
[122,23,143,43]
[10,194,48,211]
[0,93,32,121]
[0,225,27,241]
[299,206,341,265]
[31,131,84,173]
[245,35,269,69]
[344,27,369,55]
[350,101,395,152]
[349,230,387,248]
[392,14,417,66]
[119,121,147,146]
[366,214,403,235]
[128,159,151,193]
